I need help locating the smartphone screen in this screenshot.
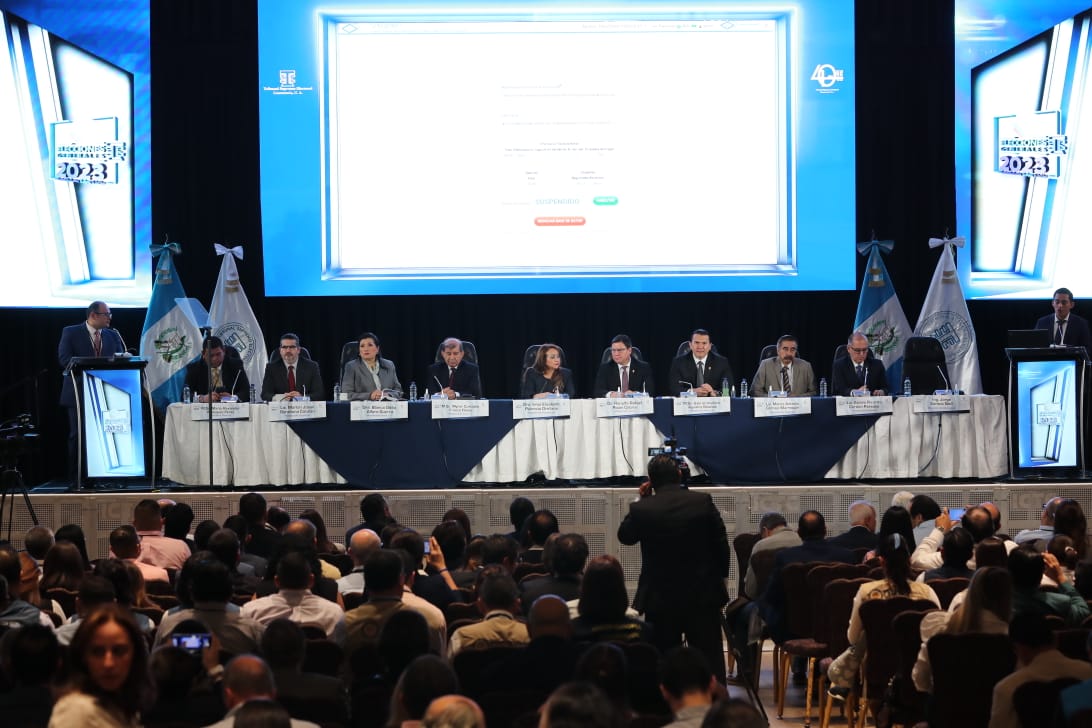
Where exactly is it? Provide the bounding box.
[948,507,967,521]
[171,633,211,653]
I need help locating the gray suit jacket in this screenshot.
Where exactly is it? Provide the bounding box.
[342,357,402,400]
[750,357,817,397]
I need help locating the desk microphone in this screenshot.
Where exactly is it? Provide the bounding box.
[434,375,446,393]
[229,370,242,397]
[678,380,694,393]
[936,364,951,393]
[302,384,307,400]
[863,366,869,389]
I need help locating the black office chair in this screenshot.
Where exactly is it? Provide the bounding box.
[903,336,952,394]
[599,344,644,364]
[434,340,478,364]
[338,340,359,377]
[831,343,875,374]
[759,344,777,363]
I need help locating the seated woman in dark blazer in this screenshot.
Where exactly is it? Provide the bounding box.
[342,332,403,400]
[520,343,577,398]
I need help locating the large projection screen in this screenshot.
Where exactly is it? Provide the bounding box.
[956,1,1092,299]
[0,1,150,308]
[259,1,856,296]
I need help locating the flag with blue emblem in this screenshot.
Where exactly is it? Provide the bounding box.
[139,243,201,409]
[915,236,982,393]
[854,239,913,388]
[208,245,267,393]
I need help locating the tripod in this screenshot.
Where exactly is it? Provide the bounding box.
[0,463,38,542]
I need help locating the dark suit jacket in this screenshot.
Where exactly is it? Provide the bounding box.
[183,357,251,401]
[593,358,655,397]
[424,360,482,398]
[521,368,577,398]
[826,525,878,551]
[1036,313,1092,351]
[617,484,730,615]
[759,539,856,642]
[519,573,582,604]
[667,352,735,396]
[58,323,126,406]
[261,357,325,401]
[830,355,889,396]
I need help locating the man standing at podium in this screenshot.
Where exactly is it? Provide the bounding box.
[1036,288,1092,351]
[58,302,127,469]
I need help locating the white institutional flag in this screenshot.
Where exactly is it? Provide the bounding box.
[208,245,267,390]
[914,237,982,394]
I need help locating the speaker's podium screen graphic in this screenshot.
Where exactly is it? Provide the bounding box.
[81,368,145,478]
[1007,347,1086,478]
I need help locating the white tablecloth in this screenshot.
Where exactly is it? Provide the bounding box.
[825,394,1008,479]
[163,404,346,487]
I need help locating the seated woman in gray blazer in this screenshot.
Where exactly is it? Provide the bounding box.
[342,332,403,400]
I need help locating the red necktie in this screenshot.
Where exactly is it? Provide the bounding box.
[93,329,102,356]
[621,366,630,392]
[448,368,455,388]
[288,365,296,392]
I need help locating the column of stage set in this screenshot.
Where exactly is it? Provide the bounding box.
[66,355,155,491]
[1006,337,1089,480]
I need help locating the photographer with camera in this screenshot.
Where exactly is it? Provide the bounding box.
[617,454,732,683]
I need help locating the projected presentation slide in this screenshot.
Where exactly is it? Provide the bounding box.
[0,1,149,308]
[259,1,856,296]
[1013,359,1079,470]
[956,1,1092,299]
[81,368,146,478]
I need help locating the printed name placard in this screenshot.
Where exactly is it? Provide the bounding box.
[431,399,490,419]
[753,397,812,418]
[595,397,655,418]
[835,396,893,417]
[350,401,409,421]
[267,401,328,421]
[673,397,732,416]
[512,399,572,420]
[187,402,250,420]
[911,394,970,413]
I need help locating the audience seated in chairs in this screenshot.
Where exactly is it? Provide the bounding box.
[240,550,347,644]
[521,533,588,605]
[261,617,349,727]
[449,566,528,657]
[572,554,653,644]
[1009,543,1090,626]
[336,528,380,596]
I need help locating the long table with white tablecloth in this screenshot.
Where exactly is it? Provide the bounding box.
[162,396,1008,487]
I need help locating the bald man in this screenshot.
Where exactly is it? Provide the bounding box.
[337,528,380,595]
[422,695,486,728]
[203,654,320,728]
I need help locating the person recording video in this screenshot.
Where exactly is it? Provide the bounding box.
[184,336,250,403]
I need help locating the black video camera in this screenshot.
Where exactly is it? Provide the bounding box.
[647,435,690,484]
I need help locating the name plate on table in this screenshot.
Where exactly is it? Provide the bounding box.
[835,396,893,417]
[268,401,327,421]
[512,399,571,420]
[187,402,250,420]
[350,401,409,421]
[596,396,655,418]
[432,399,490,419]
[753,397,812,418]
[912,394,970,413]
[673,397,732,416]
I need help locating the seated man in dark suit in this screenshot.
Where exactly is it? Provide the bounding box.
[827,500,878,551]
[521,533,588,604]
[831,331,889,396]
[667,328,735,396]
[594,334,654,397]
[759,511,856,644]
[261,332,324,401]
[184,335,250,402]
[425,337,482,399]
[1035,287,1092,350]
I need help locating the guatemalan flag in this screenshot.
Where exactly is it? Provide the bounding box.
[854,239,914,388]
[139,243,201,410]
[208,245,267,391]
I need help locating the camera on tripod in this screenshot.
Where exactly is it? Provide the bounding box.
[0,413,38,460]
[648,435,690,484]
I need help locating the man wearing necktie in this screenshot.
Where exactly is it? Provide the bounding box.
[1035,287,1092,352]
[183,335,251,403]
[424,337,483,399]
[57,301,128,473]
[750,334,817,397]
[593,333,655,397]
[831,331,889,396]
[261,332,325,401]
[667,328,735,396]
